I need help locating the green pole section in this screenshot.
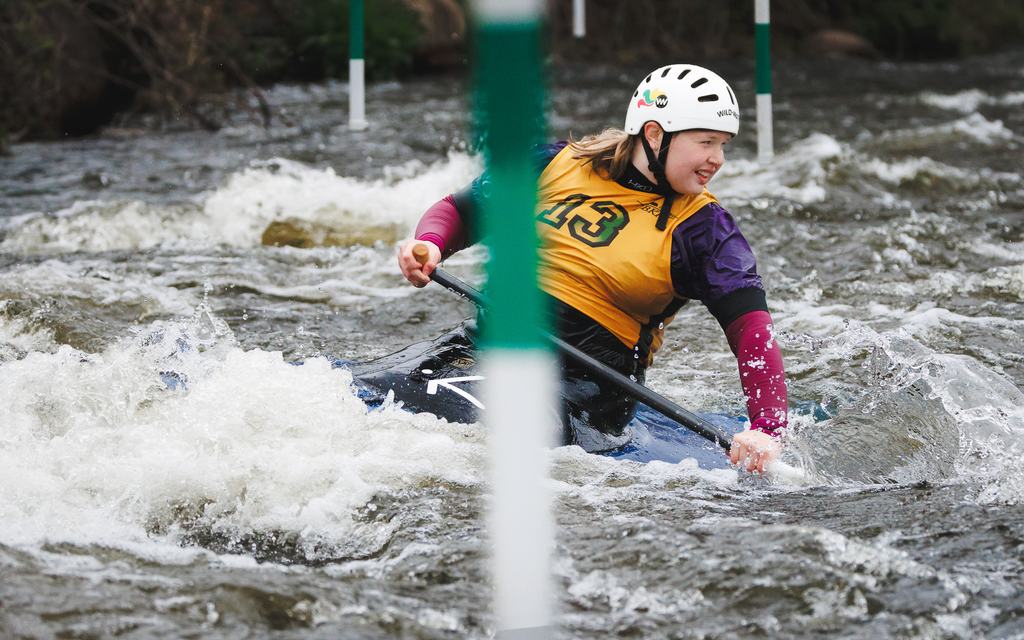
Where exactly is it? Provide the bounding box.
[755,23,771,95]
[349,0,364,59]
[474,21,548,350]
[754,0,773,160]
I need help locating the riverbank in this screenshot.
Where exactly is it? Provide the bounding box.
[2,0,1023,149]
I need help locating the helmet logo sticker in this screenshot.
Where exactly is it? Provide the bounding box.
[637,89,668,109]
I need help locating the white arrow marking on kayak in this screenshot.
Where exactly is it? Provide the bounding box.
[426,375,486,409]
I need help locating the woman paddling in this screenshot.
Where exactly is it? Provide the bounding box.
[397,64,788,474]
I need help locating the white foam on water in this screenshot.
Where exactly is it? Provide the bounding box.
[965,238,1024,262]
[920,89,1024,112]
[715,133,843,204]
[0,152,481,254]
[877,113,1015,147]
[232,276,417,305]
[815,527,935,582]
[901,304,1022,334]
[855,330,1022,490]
[895,268,1024,301]
[200,153,478,244]
[764,298,1024,490]
[564,567,704,616]
[0,308,487,555]
[548,445,738,502]
[0,300,59,360]
[1000,91,1024,106]
[945,113,1015,144]
[773,298,856,335]
[990,264,1024,300]
[833,260,1024,303]
[0,258,198,318]
[190,246,423,306]
[1,200,198,254]
[812,525,995,634]
[843,152,1019,209]
[919,89,990,113]
[148,244,438,310]
[858,155,979,187]
[712,132,1005,209]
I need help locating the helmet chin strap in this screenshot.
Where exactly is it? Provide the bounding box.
[640,130,676,230]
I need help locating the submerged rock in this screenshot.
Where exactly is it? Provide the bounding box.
[261,219,402,249]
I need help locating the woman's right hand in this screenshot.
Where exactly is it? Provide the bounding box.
[397,239,441,287]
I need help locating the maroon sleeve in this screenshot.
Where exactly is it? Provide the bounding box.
[725,310,788,437]
[414,194,467,258]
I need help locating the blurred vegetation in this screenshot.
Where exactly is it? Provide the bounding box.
[547,0,1024,63]
[789,0,1024,58]
[1,0,1022,146]
[0,0,419,143]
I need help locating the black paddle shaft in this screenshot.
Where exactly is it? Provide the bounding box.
[426,266,734,451]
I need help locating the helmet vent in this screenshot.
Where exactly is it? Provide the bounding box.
[645,74,652,83]
[677,69,691,80]
[697,94,719,102]
[633,90,639,97]
[727,86,736,105]
[690,77,708,89]
[661,67,672,77]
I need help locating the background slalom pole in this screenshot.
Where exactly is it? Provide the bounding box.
[755,0,773,161]
[472,1,557,638]
[348,0,368,130]
[573,0,586,38]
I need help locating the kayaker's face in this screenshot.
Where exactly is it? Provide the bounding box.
[662,129,730,195]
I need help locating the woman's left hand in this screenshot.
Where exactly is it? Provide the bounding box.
[728,430,782,475]
[397,239,441,287]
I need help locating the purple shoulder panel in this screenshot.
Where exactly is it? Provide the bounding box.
[669,202,764,301]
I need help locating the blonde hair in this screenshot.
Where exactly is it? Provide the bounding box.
[568,128,637,180]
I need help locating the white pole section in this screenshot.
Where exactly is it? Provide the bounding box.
[755,0,773,160]
[473,1,557,638]
[349,0,368,130]
[482,355,558,639]
[573,0,585,38]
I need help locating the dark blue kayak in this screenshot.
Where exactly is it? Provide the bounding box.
[342,321,747,469]
[609,407,745,466]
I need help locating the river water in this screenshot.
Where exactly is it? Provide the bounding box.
[1,51,1023,638]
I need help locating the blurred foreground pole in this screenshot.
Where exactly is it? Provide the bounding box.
[755,0,773,160]
[573,0,585,38]
[473,0,557,638]
[348,0,368,130]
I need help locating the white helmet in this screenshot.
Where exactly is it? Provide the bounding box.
[624,64,740,136]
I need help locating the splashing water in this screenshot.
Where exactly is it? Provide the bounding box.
[1,54,1023,638]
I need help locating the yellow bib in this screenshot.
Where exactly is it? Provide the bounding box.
[536,146,717,359]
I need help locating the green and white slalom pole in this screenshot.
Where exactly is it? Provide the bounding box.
[348,0,368,130]
[473,1,556,638]
[755,0,773,160]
